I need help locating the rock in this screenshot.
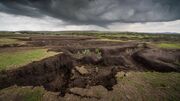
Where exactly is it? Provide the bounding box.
[95,67,99,73]
[75,66,89,75]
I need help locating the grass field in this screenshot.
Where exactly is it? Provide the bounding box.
[0,86,44,101]
[56,32,180,42]
[95,38,131,42]
[0,49,58,71]
[156,43,180,49]
[0,38,23,45]
[110,72,180,101]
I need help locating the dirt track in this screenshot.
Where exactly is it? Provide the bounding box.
[0,35,179,98]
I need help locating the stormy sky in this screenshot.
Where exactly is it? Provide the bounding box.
[0,0,180,32]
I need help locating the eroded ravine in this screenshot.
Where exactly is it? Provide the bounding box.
[0,44,179,97]
[0,53,118,96]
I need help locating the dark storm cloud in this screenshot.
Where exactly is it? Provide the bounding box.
[0,0,180,25]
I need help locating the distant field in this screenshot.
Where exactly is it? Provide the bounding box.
[0,49,58,71]
[57,32,180,42]
[93,38,130,42]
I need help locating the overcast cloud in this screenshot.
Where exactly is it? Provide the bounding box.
[0,0,180,32]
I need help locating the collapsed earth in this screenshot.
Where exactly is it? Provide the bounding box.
[0,32,179,101]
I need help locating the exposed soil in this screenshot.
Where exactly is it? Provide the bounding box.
[0,53,117,96]
[0,35,179,99]
[133,49,180,72]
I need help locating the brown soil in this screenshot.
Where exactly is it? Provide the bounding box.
[0,52,118,96]
[132,49,180,72]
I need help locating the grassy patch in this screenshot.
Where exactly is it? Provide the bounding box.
[0,49,58,71]
[0,86,44,101]
[0,38,24,45]
[113,72,180,101]
[143,72,180,101]
[96,38,129,42]
[156,43,180,49]
[22,87,44,101]
[73,49,102,59]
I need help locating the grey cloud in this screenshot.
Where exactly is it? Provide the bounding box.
[0,0,180,25]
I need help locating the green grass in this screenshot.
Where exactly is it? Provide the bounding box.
[0,49,58,71]
[0,38,24,45]
[22,87,44,101]
[113,72,180,101]
[156,43,180,49]
[73,49,102,59]
[143,72,180,101]
[0,86,45,101]
[0,86,62,101]
[96,38,130,42]
[53,31,180,42]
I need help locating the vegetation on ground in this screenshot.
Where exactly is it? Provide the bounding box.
[0,86,44,101]
[51,31,180,42]
[111,72,180,101]
[95,38,130,42]
[0,49,58,71]
[0,38,24,45]
[1,31,180,43]
[73,49,102,59]
[156,43,180,49]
